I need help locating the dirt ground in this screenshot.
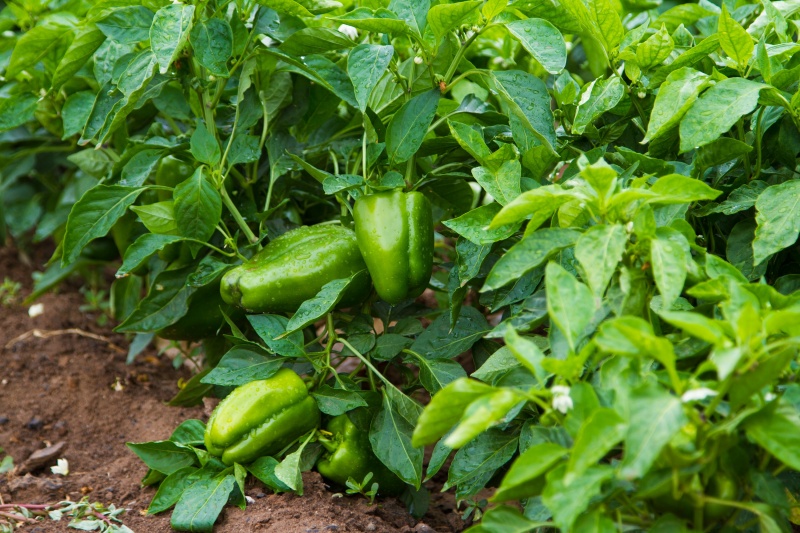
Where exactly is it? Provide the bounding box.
[0,243,466,532]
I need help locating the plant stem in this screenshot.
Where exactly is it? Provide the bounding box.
[220,187,258,244]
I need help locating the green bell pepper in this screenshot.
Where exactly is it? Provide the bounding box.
[220,224,371,313]
[316,414,405,496]
[204,368,320,465]
[353,190,433,305]
[155,155,194,201]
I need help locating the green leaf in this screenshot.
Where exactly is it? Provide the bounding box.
[573,76,626,135]
[481,505,543,533]
[575,224,628,296]
[542,464,614,532]
[491,70,557,155]
[385,88,440,165]
[274,437,312,493]
[150,3,195,75]
[170,420,206,445]
[61,91,95,139]
[445,389,524,448]
[190,18,233,77]
[389,0,429,35]
[745,402,800,472]
[331,8,410,35]
[545,262,594,352]
[489,186,572,229]
[484,228,580,291]
[246,457,292,493]
[443,204,521,245]
[279,27,354,57]
[170,474,235,533]
[410,306,490,359]
[257,0,313,18]
[658,310,729,345]
[679,78,766,152]
[126,441,197,475]
[752,181,800,265]
[311,385,368,416]
[96,6,154,44]
[227,135,261,166]
[131,201,177,234]
[427,1,482,42]
[506,18,566,74]
[642,68,712,144]
[565,408,626,483]
[635,24,673,70]
[471,160,521,206]
[7,23,71,79]
[148,466,196,514]
[284,271,370,334]
[370,391,424,488]
[650,227,689,307]
[412,378,497,447]
[718,4,754,68]
[493,442,567,502]
[0,94,39,133]
[247,314,306,358]
[620,383,687,479]
[347,44,394,112]
[200,346,282,386]
[445,430,518,499]
[648,174,721,204]
[191,123,221,166]
[62,185,144,266]
[586,0,624,54]
[448,120,491,164]
[116,266,195,332]
[173,167,222,244]
[52,26,106,90]
[117,234,183,277]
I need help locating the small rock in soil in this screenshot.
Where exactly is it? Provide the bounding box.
[414,524,435,533]
[20,441,66,473]
[325,526,340,531]
[366,522,377,531]
[256,492,266,499]
[25,417,44,430]
[0,415,9,425]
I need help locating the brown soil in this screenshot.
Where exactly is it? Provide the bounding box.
[0,243,466,532]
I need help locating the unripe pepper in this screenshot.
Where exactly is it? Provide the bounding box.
[204,368,320,465]
[220,225,370,313]
[353,191,433,305]
[155,156,194,201]
[316,414,406,495]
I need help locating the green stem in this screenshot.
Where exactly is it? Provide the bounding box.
[220,186,258,244]
[736,118,751,178]
[443,28,483,85]
[752,106,764,182]
[338,338,393,392]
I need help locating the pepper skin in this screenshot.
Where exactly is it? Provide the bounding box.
[220,225,370,313]
[204,368,320,465]
[353,191,433,305]
[316,414,406,496]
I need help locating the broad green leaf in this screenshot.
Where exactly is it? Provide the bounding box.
[643,67,711,144]
[428,1,482,42]
[150,4,195,75]
[385,88,439,165]
[410,306,490,359]
[169,420,206,445]
[718,4,754,68]
[566,408,626,482]
[504,329,548,386]
[331,8,410,35]
[116,266,195,332]
[389,0,429,35]
[542,464,614,532]
[284,271,370,334]
[61,91,95,138]
[190,18,233,77]
[445,389,525,448]
[745,402,800,471]
[448,120,491,165]
[483,0,508,21]
[443,204,521,244]
[171,474,235,533]
[173,168,222,244]
[620,383,687,479]
[636,24,673,70]
[650,227,689,307]
[417,358,468,394]
[311,385,368,416]
[471,160,521,206]
[126,441,197,475]
[545,262,594,352]
[493,442,567,502]
[247,314,306,358]
[679,78,766,152]
[371,391,424,488]
[586,0,624,54]
[491,70,557,155]
[484,228,580,291]
[347,44,394,112]
[7,23,71,79]
[481,506,543,533]
[120,148,165,187]
[489,185,572,229]
[117,234,183,277]
[647,35,720,88]
[200,346,282,386]
[658,310,729,345]
[575,224,628,296]
[62,185,144,266]
[445,430,518,499]
[648,174,721,204]
[96,6,154,44]
[573,76,625,135]
[52,26,106,90]
[191,122,221,166]
[258,0,313,17]
[246,457,292,493]
[273,437,312,493]
[0,94,39,132]
[506,18,566,74]
[131,201,177,234]
[412,378,497,446]
[148,466,196,514]
[279,27,354,57]
[752,181,800,265]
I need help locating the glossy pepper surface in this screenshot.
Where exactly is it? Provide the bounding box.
[220,225,370,313]
[204,368,320,465]
[353,191,433,305]
[316,414,405,495]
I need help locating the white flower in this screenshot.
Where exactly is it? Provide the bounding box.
[765,392,777,402]
[681,388,718,403]
[551,386,573,414]
[414,56,424,65]
[28,303,44,318]
[338,24,358,40]
[51,458,69,476]
[245,495,255,504]
[260,35,275,47]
